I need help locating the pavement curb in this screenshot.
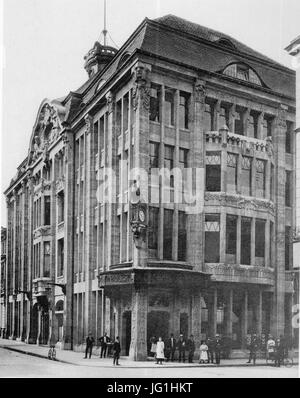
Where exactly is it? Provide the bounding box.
[2,345,297,369]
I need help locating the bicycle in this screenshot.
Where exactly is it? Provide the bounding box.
[48,345,56,360]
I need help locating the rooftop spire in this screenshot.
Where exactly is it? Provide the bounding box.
[103,0,107,47]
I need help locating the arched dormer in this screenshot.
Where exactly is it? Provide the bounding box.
[117,52,131,69]
[220,62,266,87]
[27,99,67,166]
[216,38,236,51]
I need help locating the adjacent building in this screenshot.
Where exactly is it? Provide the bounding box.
[1,15,296,359]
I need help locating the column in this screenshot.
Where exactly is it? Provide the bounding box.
[11,190,17,339]
[158,84,165,260]
[191,292,202,358]
[241,290,248,348]
[236,216,241,265]
[61,125,74,350]
[187,80,206,271]
[224,289,233,336]
[172,89,180,261]
[220,211,226,263]
[257,112,265,140]
[131,62,151,267]
[26,174,34,343]
[208,289,217,337]
[214,100,221,130]
[129,286,148,361]
[228,104,236,133]
[270,105,287,337]
[265,220,270,268]
[251,218,256,266]
[243,108,251,135]
[255,290,262,336]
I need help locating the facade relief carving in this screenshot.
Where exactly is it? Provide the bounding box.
[194,80,206,103]
[132,63,151,112]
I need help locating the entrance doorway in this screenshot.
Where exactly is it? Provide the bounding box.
[40,309,49,345]
[180,313,188,338]
[147,311,170,350]
[30,304,39,343]
[122,311,131,356]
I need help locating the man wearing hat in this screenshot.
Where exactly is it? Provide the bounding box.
[214,334,222,365]
[84,331,95,359]
[177,334,186,363]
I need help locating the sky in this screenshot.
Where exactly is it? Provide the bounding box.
[1,0,300,226]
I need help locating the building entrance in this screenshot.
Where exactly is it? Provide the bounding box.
[147,311,169,345]
[122,311,131,356]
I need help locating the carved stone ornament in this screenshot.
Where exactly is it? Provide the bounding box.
[277,106,287,129]
[194,81,206,103]
[132,63,151,112]
[85,114,93,134]
[106,92,114,114]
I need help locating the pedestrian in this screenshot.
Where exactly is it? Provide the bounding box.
[246,333,259,365]
[177,334,186,363]
[274,338,284,367]
[199,340,209,364]
[186,335,195,363]
[150,336,157,358]
[214,334,222,365]
[266,335,276,363]
[156,336,165,365]
[207,337,214,364]
[99,332,111,358]
[84,331,94,359]
[112,336,121,366]
[166,333,176,362]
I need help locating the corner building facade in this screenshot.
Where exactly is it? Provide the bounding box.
[2,15,296,359]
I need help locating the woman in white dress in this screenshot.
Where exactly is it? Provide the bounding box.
[156,337,165,365]
[199,340,209,364]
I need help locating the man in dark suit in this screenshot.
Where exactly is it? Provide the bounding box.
[112,336,121,365]
[186,335,195,363]
[207,337,215,363]
[177,334,186,363]
[84,331,95,359]
[247,333,259,365]
[165,333,176,362]
[214,334,222,365]
[99,332,111,358]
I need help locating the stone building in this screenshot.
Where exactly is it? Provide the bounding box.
[0,227,7,337]
[2,15,296,359]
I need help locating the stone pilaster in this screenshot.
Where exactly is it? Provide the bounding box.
[187,80,206,271]
[241,290,248,348]
[61,126,74,350]
[131,62,151,267]
[191,292,202,357]
[224,288,233,336]
[208,289,217,337]
[129,285,148,361]
[271,105,287,337]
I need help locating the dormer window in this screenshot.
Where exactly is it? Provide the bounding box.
[221,63,263,86]
[216,38,236,50]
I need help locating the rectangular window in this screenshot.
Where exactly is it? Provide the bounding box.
[219,105,229,128]
[241,156,252,196]
[255,219,266,258]
[44,196,51,225]
[178,211,187,261]
[285,171,292,207]
[150,85,160,122]
[148,207,159,250]
[227,153,238,193]
[205,214,220,263]
[99,116,104,151]
[57,238,64,277]
[206,152,221,192]
[286,121,293,154]
[285,226,291,270]
[94,121,99,153]
[262,115,273,138]
[204,102,213,131]
[256,159,266,198]
[234,106,244,135]
[57,191,64,223]
[123,93,129,133]
[150,142,159,169]
[164,145,174,188]
[165,89,175,126]
[149,142,159,203]
[163,209,173,260]
[179,148,188,195]
[226,215,237,255]
[116,100,122,136]
[179,92,190,129]
[44,242,50,278]
[249,111,259,138]
[241,217,251,265]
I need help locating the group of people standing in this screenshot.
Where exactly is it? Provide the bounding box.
[247,334,289,367]
[84,331,121,365]
[149,334,223,365]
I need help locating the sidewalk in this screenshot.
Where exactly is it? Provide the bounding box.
[0,338,298,368]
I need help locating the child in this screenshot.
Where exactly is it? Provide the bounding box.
[199,340,209,364]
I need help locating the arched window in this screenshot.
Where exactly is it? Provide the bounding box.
[216,38,236,51]
[221,63,263,86]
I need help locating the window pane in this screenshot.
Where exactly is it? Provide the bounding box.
[227,153,237,193]
[148,207,159,250]
[241,217,251,265]
[150,85,160,122]
[256,159,266,198]
[255,219,265,258]
[163,209,173,260]
[179,92,190,129]
[241,157,252,196]
[178,211,187,261]
[205,214,220,263]
[226,215,237,255]
[165,90,174,126]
